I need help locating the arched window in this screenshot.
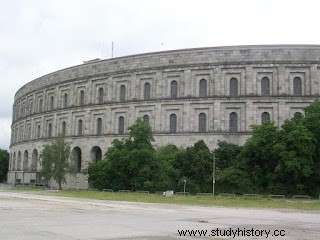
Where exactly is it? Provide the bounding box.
[31,149,38,172]
[143,115,149,125]
[12,153,16,171]
[28,126,31,140]
[230,78,238,97]
[50,96,54,110]
[11,129,14,144]
[170,114,177,133]
[22,103,25,116]
[144,82,151,100]
[39,99,43,112]
[16,105,19,119]
[90,146,102,162]
[261,112,270,124]
[14,128,17,143]
[13,106,17,120]
[119,116,125,134]
[120,85,126,102]
[48,123,52,138]
[294,112,303,118]
[37,125,41,139]
[37,125,40,138]
[199,113,207,133]
[61,121,66,136]
[97,118,102,135]
[20,126,24,141]
[17,151,21,171]
[229,112,238,132]
[98,88,104,104]
[63,93,68,108]
[78,119,83,136]
[199,79,207,97]
[79,90,85,106]
[30,102,33,115]
[23,150,28,171]
[18,105,21,118]
[72,147,82,173]
[261,77,270,96]
[171,80,178,98]
[293,77,302,96]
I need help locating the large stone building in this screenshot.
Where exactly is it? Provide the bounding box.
[7,45,320,188]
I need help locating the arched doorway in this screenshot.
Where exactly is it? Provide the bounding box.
[23,150,28,171]
[31,149,38,171]
[90,146,102,163]
[72,147,82,172]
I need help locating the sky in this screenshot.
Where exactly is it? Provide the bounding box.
[1,0,320,150]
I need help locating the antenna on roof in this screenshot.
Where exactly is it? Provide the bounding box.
[101,41,104,59]
[111,42,114,58]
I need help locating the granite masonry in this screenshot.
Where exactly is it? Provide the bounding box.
[8,45,320,188]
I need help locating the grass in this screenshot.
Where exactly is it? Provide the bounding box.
[9,186,320,211]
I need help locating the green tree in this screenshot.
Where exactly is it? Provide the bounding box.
[40,137,72,190]
[87,158,111,190]
[302,100,320,194]
[0,149,9,182]
[237,121,280,192]
[154,145,180,191]
[89,118,157,191]
[214,140,242,170]
[213,141,245,194]
[174,140,214,194]
[216,166,254,194]
[274,119,316,194]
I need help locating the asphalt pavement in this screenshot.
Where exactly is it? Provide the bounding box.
[0,190,319,239]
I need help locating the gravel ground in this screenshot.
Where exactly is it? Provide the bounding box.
[0,190,319,240]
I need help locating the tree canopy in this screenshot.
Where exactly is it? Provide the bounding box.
[89,118,157,191]
[40,137,72,189]
[0,149,9,182]
[88,101,320,196]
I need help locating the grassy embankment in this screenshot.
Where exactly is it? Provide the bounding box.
[9,186,320,211]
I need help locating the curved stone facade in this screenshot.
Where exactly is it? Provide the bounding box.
[8,45,320,188]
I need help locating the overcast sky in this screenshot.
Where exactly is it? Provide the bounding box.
[1,0,320,150]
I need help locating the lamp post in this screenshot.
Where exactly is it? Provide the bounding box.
[213,154,216,196]
[183,179,187,196]
[31,173,35,187]
[76,173,79,190]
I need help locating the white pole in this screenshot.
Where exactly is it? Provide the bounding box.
[111,42,114,58]
[213,154,215,196]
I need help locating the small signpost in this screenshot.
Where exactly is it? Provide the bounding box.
[84,174,89,183]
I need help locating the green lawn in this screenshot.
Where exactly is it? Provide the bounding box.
[10,187,320,211]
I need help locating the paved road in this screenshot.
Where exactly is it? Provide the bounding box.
[0,190,319,240]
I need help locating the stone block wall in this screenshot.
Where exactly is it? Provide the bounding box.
[8,45,320,188]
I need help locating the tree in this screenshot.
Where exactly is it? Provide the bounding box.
[214,140,242,170]
[274,119,316,194]
[154,145,180,191]
[174,140,214,194]
[213,141,245,194]
[216,166,254,194]
[237,121,281,192]
[40,137,72,190]
[89,118,157,191]
[0,149,9,182]
[302,100,320,194]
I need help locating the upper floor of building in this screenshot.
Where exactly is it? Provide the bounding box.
[12,45,320,123]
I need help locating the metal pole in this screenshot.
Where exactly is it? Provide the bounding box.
[184,179,186,196]
[111,42,114,58]
[213,154,215,196]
